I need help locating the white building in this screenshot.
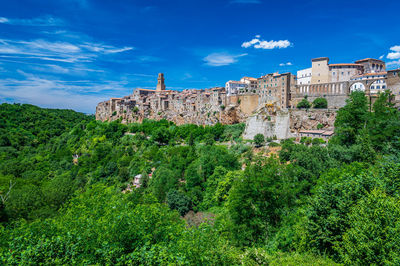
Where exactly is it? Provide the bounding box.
[350,72,387,93]
[240,77,258,92]
[297,67,312,85]
[225,80,247,96]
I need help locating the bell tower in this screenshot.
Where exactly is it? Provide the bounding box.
[156,73,166,91]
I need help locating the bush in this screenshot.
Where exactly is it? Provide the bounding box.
[312,138,325,145]
[254,134,265,147]
[268,142,280,147]
[297,98,311,109]
[313,98,328,109]
[317,123,323,130]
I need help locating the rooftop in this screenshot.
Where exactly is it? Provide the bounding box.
[355,58,385,63]
[312,57,329,62]
[329,63,363,67]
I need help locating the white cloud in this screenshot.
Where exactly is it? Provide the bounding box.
[0,72,130,113]
[0,15,64,26]
[379,55,384,60]
[241,38,260,48]
[390,45,400,52]
[242,36,292,49]
[203,52,247,66]
[0,39,134,63]
[388,52,400,60]
[279,62,292,66]
[386,59,400,68]
[386,45,400,60]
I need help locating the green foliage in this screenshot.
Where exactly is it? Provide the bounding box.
[1,101,400,264]
[254,133,265,147]
[336,189,400,265]
[333,91,368,146]
[167,189,191,216]
[312,97,328,108]
[297,97,311,109]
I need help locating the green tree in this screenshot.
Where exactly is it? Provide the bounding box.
[336,189,400,265]
[254,133,265,147]
[166,189,191,216]
[333,91,369,146]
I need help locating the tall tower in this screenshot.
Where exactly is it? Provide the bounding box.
[156,73,166,91]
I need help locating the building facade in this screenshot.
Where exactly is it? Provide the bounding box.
[257,72,294,109]
[297,67,311,85]
[225,80,248,96]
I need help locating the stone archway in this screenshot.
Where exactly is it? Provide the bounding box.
[350,82,366,92]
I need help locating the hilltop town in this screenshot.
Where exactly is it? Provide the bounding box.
[96,57,400,139]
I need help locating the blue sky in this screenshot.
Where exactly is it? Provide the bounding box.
[0,0,399,113]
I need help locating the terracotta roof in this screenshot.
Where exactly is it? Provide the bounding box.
[329,63,363,67]
[137,88,156,91]
[312,57,329,62]
[355,58,384,63]
[352,71,387,78]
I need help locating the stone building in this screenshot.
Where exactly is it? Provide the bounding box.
[156,73,166,91]
[386,69,400,106]
[297,67,312,85]
[257,72,295,109]
[96,74,247,125]
[240,77,258,92]
[225,80,247,96]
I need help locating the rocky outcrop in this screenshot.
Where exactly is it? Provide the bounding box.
[243,108,337,140]
[289,109,336,133]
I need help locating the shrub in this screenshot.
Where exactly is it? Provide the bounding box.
[268,142,280,147]
[297,98,311,109]
[317,123,323,130]
[254,134,265,147]
[313,98,328,109]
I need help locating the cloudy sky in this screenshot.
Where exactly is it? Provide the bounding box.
[0,0,399,113]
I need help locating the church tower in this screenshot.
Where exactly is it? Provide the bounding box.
[156,73,166,91]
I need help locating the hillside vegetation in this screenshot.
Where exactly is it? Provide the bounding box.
[0,91,400,264]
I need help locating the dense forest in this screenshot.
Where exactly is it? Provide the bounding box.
[0,91,400,264]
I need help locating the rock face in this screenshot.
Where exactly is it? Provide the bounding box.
[95,87,249,126]
[243,108,337,140]
[289,109,336,133]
